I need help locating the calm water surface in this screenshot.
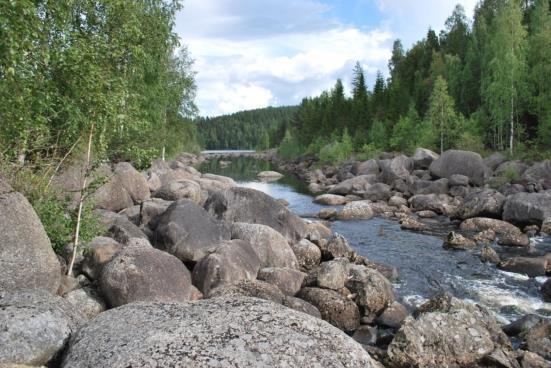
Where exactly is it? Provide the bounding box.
[198,155,551,322]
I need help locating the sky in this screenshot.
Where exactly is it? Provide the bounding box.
[175,0,479,117]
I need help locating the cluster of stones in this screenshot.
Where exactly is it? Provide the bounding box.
[1,152,550,367]
[273,148,551,300]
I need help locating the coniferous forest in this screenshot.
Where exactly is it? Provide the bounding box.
[281,0,551,162]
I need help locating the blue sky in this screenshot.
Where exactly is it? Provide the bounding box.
[175,0,478,117]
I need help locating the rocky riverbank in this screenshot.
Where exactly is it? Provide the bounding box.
[1,152,550,367]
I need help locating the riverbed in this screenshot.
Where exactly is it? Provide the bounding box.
[198,155,551,322]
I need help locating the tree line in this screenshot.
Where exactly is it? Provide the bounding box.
[285,0,551,161]
[0,0,199,169]
[196,106,297,150]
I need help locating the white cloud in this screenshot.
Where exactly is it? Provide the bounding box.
[176,0,479,116]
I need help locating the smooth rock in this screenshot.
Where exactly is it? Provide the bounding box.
[429,149,487,186]
[282,296,322,318]
[400,217,428,232]
[207,279,284,304]
[154,179,202,203]
[313,194,347,205]
[257,267,306,296]
[375,301,408,330]
[61,297,375,367]
[503,192,551,225]
[412,148,439,170]
[63,287,106,320]
[498,257,548,277]
[113,162,150,204]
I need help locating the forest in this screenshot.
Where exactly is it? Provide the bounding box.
[0,0,200,170]
[196,106,297,150]
[278,0,551,162]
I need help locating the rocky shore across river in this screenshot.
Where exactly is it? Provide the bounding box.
[1,151,550,367]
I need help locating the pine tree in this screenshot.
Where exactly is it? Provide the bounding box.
[351,62,370,138]
[427,76,457,154]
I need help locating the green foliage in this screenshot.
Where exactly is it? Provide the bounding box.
[278,130,305,159]
[369,120,388,150]
[427,76,458,153]
[502,167,521,182]
[356,144,382,161]
[390,104,419,153]
[318,129,353,165]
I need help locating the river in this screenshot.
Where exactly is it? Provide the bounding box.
[198,154,551,322]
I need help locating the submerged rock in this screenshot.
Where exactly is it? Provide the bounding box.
[61,297,376,367]
[443,231,476,250]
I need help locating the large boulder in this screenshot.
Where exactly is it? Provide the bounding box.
[494,160,528,177]
[154,179,202,203]
[257,267,306,296]
[0,183,61,294]
[408,194,455,215]
[460,217,523,236]
[192,240,261,295]
[429,150,486,186]
[388,294,513,368]
[379,155,413,184]
[298,287,361,332]
[230,222,298,269]
[328,175,378,195]
[291,239,321,270]
[352,159,380,176]
[363,183,392,201]
[113,162,150,204]
[207,279,285,304]
[316,258,349,290]
[522,160,551,182]
[337,200,374,220]
[63,287,106,320]
[139,198,172,228]
[498,256,548,277]
[95,210,148,244]
[458,189,506,219]
[485,152,507,171]
[205,187,307,243]
[503,192,551,225]
[81,236,122,280]
[60,297,376,367]
[0,291,86,366]
[412,148,439,169]
[318,233,355,261]
[152,199,230,263]
[100,245,193,307]
[347,265,395,317]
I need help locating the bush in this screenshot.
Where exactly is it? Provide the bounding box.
[318,129,353,165]
[501,167,520,182]
[278,130,305,159]
[356,143,382,161]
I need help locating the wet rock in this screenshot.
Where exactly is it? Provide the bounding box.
[363,183,392,201]
[207,279,285,304]
[291,239,321,270]
[347,265,395,317]
[0,291,86,366]
[205,187,308,242]
[308,182,323,193]
[503,192,551,225]
[443,231,476,250]
[337,200,374,220]
[480,246,500,264]
[353,325,378,346]
[153,179,202,203]
[429,149,487,186]
[498,231,531,247]
[313,194,347,205]
[298,287,361,332]
[522,321,551,360]
[60,297,375,367]
[318,207,337,219]
[282,296,322,318]
[498,256,548,277]
[231,222,298,269]
[0,186,61,294]
[81,236,122,281]
[412,148,439,170]
[460,217,523,236]
[416,210,437,218]
[541,279,551,302]
[192,240,261,295]
[542,219,551,235]
[400,217,428,232]
[100,245,193,307]
[257,267,306,296]
[318,233,355,260]
[459,189,506,219]
[152,199,230,263]
[375,302,408,330]
[63,287,106,320]
[316,259,349,290]
[503,314,546,336]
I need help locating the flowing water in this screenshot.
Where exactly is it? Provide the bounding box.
[198,154,551,322]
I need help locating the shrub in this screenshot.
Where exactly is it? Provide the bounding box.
[318,129,353,165]
[278,130,305,159]
[501,167,520,182]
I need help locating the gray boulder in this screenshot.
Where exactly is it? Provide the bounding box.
[380,155,413,184]
[95,210,148,244]
[503,192,551,225]
[498,256,548,277]
[0,291,86,366]
[192,240,261,295]
[352,159,380,176]
[316,258,349,290]
[298,287,361,332]
[139,198,172,228]
[257,267,306,296]
[113,162,150,204]
[230,222,298,269]
[485,152,507,171]
[0,185,61,294]
[60,297,375,367]
[318,233,355,261]
[313,194,347,205]
[495,160,528,177]
[291,239,321,270]
[337,200,374,220]
[63,287,106,320]
[522,160,551,182]
[408,194,454,215]
[154,179,202,203]
[282,296,322,318]
[347,265,395,317]
[328,175,378,195]
[205,187,307,242]
[449,174,470,186]
[100,245,193,307]
[152,199,230,263]
[207,279,285,304]
[429,149,486,186]
[411,178,449,195]
[443,231,476,250]
[412,148,439,169]
[459,189,506,219]
[81,236,122,280]
[363,183,392,201]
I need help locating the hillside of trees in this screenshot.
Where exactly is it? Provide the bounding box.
[0,0,200,169]
[281,0,551,162]
[196,106,298,150]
